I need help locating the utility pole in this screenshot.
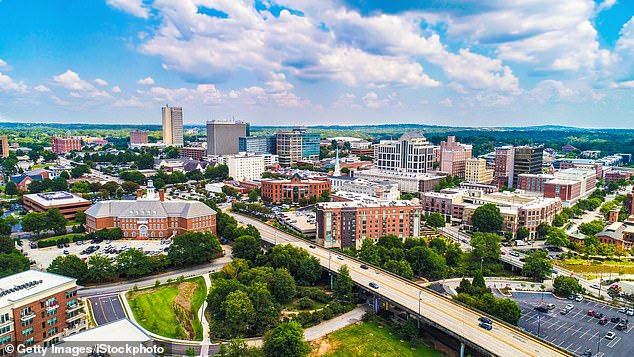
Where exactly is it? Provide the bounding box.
[418,290,423,328]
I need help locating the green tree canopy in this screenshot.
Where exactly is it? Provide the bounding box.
[263,321,310,357]
[521,250,552,281]
[168,231,222,267]
[47,255,89,281]
[471,203,504,233]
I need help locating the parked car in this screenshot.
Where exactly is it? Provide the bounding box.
[560,309,570,315]
[590,284,600,289]
[546,304,556,310]
[587,310,596,317]
[595,312,604,319]
[567,295,575,300]
[535,306,549,313]
[605,331,615,339]
[610,316,621,323]
[565,304,574,310]
[616,321,628,330]
[627,308,634,316]
[599,318,608,325]
[574,295,583,302]
[618,307,627,313]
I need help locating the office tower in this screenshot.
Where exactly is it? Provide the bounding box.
[374,132,435,173]
[238,135,277,154]
[512,146,544,188]
[439,135,472,178]
[162,105,183,147]
[129,130,148,145]
[464,158,494,184]
[51,136,82,154]
[0,135,9,158]
[494,145,514,188]
[206,120,248,155]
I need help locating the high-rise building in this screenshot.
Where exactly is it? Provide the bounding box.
[439,136,472,178]
[512,146,544,188]
[374,132,436,173]
[51,136,82,154]
[162,105,184,147]
[214,153,266,181]
[0,270,87,350]
[238,135,277,154]
[464,158,494,184]
[301,131,320,161]
[0,135,9,158]
[206,120,248,156]
[494,145,514,188]
[275,128,320,167]
[129,130,148,145]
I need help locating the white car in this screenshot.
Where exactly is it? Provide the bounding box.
[574,295,583,302]
[627,308,634,316]
[565,304,575,310]
[605,332,616,340]
[590,284,600,290]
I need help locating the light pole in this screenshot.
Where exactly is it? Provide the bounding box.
[329,253,333,289]
[597,336,602,355]
[418,291,423,328]
[274,231,277,245]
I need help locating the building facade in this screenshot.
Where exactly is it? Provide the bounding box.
[439,136,472,178]
[238,135,277,154]
[354,169,445,193]
[275,128,320,167]
[464,158,494,184]
[206,120,248,156]
[50,136,82,154]
[129,130,148,145]
[225,154,266,181]
[84,181,216,239]
[180,146,206,161]
[316,197,422,249]
[162,105,184,147]
[517,173,555,193]
[23,192,91,220]
[260,174,331,204]
[494,145,514,187]
[0,136,9,159]
[512,146,544,188]
[374,132,436,173]
[0,270,87,352]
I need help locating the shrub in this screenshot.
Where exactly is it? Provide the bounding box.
[298,297,314,310]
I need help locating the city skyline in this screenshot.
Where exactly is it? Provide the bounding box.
[1,0,634,127]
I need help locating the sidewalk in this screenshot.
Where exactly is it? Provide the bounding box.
[304,306,367,341]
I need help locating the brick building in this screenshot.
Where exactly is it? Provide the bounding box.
[23,192,91,220]
[50,136,82,154]
[316,195,422,249]
[439,136,472,178]
[0,270,87,353]
[180,146,206,161]
[260,173,331,204]
[604,170,632,183]
[84,181,216,239]
[129,130,148,145]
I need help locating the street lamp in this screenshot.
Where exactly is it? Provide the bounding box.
[329,253,333,289]
[597,335,603,355]
[418,291,423,328]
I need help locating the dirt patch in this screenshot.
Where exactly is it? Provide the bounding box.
[174,282,197,312]
[310,337,339,356]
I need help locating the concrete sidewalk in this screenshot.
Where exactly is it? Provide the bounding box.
[304,306,367,341]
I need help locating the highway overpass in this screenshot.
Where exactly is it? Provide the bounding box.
[231,212,571,357]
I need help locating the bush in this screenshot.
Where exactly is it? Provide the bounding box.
[296,286,331,304]
[298,297,314,310]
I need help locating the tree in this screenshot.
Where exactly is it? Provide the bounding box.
[383,260,414,280]
[491,298,522,325]
[470,232,501,262]
[0,219,12,237]
[516,227,530,241]
[248,189,259,203]
[46,208,68,235]
[0,236,14,254]
[70,164,91,178]
[552,212,568,227]
[87,254,117,282]
[21,212,48,237]
[579,220,606,236]
[232,235,261,262]
[4,181,18,196]
[553,276,583,297]
[426,212,446,228]
[51,177,68,191]
[168,231,222,266]
[263,321,310,357]
[163,146,179,159]
[75,210,86,224]
[607,285,622,302]
[47,255,89,281]
[333,265,353,302]
[116,248,151,278]
[405,245,447,280]
[60,170,70,180]
[119,171,146,185]
[545,228,569,248]
[221,290,256,337]
[135,152,155,169]
[471,204,504,233]
[268,268,296,304]
[536,222,550,239]
[121,181,140,194]
[522,250,552,281]
[101,181,120,196]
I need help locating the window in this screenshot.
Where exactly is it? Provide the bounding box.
[22,327,33,337]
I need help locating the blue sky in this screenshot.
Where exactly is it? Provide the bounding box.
[1,0,634,128]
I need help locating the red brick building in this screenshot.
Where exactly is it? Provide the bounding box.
[84,181,216,239]
[0,271,87,353]
[604,170,632,183]
[180,146,206,161]
[50,136,82,154]
[261,174,331,204]
[23,192,91,220]
[130,130,148,145]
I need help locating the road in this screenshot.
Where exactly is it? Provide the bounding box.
[231,212,570,357]
[89,293,127,325]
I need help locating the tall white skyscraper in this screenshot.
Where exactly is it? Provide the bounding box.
[162,105,183,147]
[373,132,436,173]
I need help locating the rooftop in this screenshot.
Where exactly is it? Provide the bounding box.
[64,318,151,343]
[0,270,75,307]
[24,191,89,207]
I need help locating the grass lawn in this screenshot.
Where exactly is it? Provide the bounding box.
[127,277,206,340]
[317,320,445,357]
[559,258,634,278]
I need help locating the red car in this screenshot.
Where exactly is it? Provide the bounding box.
[599,317,608,325]
[587,310,596,317]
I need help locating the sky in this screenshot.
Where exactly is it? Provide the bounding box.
[1,0,634,128]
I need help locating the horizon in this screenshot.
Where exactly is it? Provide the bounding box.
[1,1,634,128]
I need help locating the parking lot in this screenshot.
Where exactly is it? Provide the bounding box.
[509,292,634,356]
[24,239,170,269]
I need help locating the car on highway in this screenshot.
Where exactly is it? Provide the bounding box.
[63,250,69,255]
[552,269,558,275]
[478,317,493,325]
[369,282,379,289]
[599,317,608,325]
[478,322,492,331]
[360,264,369,270]
[308,245,316,249]
[509,251,520,257]
[605,331,616,340]
[337,255,344,260]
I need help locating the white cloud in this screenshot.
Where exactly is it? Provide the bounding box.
[362,92,397,108]
[113,97,147,107]
[94,78,108,86]
[439,98,453,107]
[0,72,27,93]
[106,0,149,19]
[111,85,122,93]
[597,0,617,12]
[33,85,51,92]
[52,70,111,98]
[137,77,155,85]
[0,59,11,71]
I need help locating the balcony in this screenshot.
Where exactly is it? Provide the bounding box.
[46,303,59,312]
[0,318,13,328]
[20,312,36,321]
[63,321,87,337]
[66,312,85,323]
[66,301,84,312]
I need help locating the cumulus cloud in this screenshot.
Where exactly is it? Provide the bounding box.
[0,59,11,71]
[137,77,155,85]
[106,0,149,19]
[33,85,51,92]
[111,85,122,93]
[53,70,111,98]
[362,92,398,108]
[94,78,108,86]
[0,72,27,93]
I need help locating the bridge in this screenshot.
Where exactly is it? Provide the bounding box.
[231,213,571,357]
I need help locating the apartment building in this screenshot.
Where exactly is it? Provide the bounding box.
[50,136,82,154]
[260,173,330,204]
[129,130,148,146]
[464,158,494,184]
[374,132,436,173]
[0,270,87,352]
[439,136,472,178]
